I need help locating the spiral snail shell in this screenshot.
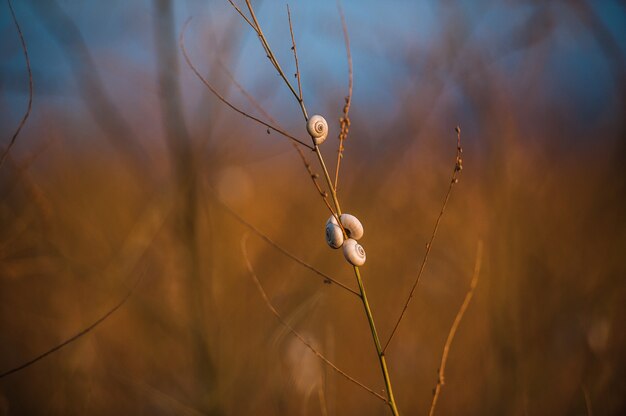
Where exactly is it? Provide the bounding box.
[343,238,366,266]
[325,213,364,249]
[326,215,343,249]
[307,115,328,145]
[339,213,364,240]
[325,215,343,249]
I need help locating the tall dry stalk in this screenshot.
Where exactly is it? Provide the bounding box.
[180,2,469,414]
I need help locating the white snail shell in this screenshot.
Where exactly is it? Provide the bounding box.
[343,238,366,266]
[307,115,328,145]
[339,213,364,240]
[325,215,344,249]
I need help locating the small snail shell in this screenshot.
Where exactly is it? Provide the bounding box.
[307,115,328,145]
[325,215,343,249]
[343,238,366,266]
[339,213,364,240]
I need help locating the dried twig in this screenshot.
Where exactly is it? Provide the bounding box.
[428,240,482,416]
[210,5,401,413]
[383,126,463,353]
[225,0,257,32]
[1,0,33,168]
[241,0,308,120]
[203,179,359,297]
[241,234,386,403]
[287,5,304,103]
[0,271,143,379]
[0,193,172,379]
[333,0,353,190]
[213,55,334,215]
[179,19,313,149]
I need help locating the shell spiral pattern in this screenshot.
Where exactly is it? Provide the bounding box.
[307,115,328,145]
[325,215,344,249]
[343,238,366,266]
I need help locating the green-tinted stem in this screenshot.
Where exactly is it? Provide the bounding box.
[314,145,342,215]
[315,143,399,415]
[354,266,400,415]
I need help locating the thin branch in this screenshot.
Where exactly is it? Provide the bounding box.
[352,265,401,415]
[243,0,309,121]
[1,0,33,168]
[204,180,359,297]
[0,271,143,379]
[226,0,258,33]
[241,234,386,403]
[222,4,339,214]
[179,19,313,150]
[383,126,463,353]
[214,56,334,215]
[333,0,353,190]
[0,193,171,379]
[429,240,483,416]
[287,4,304,103]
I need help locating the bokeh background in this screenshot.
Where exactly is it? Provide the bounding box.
[1,0,625,414]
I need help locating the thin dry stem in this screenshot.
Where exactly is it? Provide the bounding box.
[287,5,304,103]
[226,0,258,33]
[242,0,309,121]
[0,192,172,378]
[333,0,353,190]
[241,234,387,404]
[214,56,334,215]
[207,6,401,413]
[206,182,359,297]
[353,266,400,415]
[179,19,313,149]
[383,126,463,353]
[0,271,143,379]
[429,240,483,416]
[1,0,33,168]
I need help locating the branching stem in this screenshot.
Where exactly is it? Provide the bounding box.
[354,266,400,415]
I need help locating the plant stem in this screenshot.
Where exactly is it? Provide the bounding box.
[315,145,400,415]
[354,266,400,415]
[314,145,342,215]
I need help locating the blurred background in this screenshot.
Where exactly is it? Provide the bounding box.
[1,0,625,414]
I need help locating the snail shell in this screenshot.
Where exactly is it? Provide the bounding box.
[339,213,364,240]
[343,238,366,266]
[307,115,328,145]
[325,215,344,249]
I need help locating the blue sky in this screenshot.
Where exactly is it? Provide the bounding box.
[1,0,625,151]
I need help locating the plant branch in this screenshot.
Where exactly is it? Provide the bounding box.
[353,266,401,415]
[0,271,143,379]
[1,0,33,168]
[384,126,463,353]
[287,4,304,103]
[213,55,335,215]
[428,240,482,416]
[0,193,171,378]
[243,0,309,121]
[333,0,353,190]
[205,180,359,297]
[179,19,313,149]
[241,234,387,403]
[226,0,258,33]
